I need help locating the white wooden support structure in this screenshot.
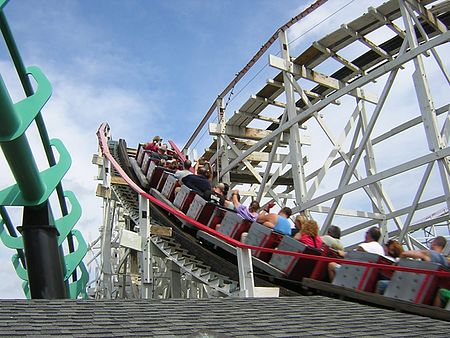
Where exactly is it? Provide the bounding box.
[139,194,153,299]
[236,247,255,297]
[97,131,113,299]
[192,0,450,251]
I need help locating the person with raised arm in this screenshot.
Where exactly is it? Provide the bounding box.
[257,206,293,236]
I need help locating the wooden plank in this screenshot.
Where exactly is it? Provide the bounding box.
[150,225,173,237]
[269,54,378,104]
[91,154,103,165]
[96,184,111,199]
[111,175,128,185]
[209,123,311,145]
[302,278,450,321]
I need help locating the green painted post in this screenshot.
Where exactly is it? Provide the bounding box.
[0,11,78,281]
[0,77,45,201]
[0,76,67,299]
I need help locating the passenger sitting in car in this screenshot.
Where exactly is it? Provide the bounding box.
[292,214,308,237]
[257,207,293,236]
[143,135,162,152]
[230,190,260,222]
[328,226,383,281]
[321,225,344,251]
[182,167,212,200]
[383,239,403,262]
[210,183,226,206]
[166,159,178,170]
[294,219,323,249]
[175,159,193,181]
[400,236,449,267]
[157,144,169,160]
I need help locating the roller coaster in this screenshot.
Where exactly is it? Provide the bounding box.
[87,0,450,319]
[1,0,450,322]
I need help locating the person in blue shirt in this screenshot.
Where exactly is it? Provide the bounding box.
[400,235,449,268]
[257,206,292,236]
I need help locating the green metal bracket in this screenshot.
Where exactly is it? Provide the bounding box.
[0,66,52,142]
[12,253,27,281]
[63,230,88,280]
[21,261,89,299]
[0,138,71,206]
[0,217,22,249]
[68,261,89,299]
[56,191,82,246]
[0,7,88,298]
[0,190,81,249]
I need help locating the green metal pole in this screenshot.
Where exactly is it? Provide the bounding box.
[0,78,45,200]
[0,76,67,299]
[0,11,77,281]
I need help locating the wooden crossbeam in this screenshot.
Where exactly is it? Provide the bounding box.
[209,123,311,145]
[341,24,392,60]
[313,41,363,74]
[269,55,379,104]
[405,0,447,34]
[368,6,406,39]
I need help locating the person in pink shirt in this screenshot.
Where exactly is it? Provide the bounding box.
[294,219,323,249]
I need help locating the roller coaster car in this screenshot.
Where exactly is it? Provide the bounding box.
[332,251,394,292]
[147,164,168,189]
[309,245,341,282]
[128,140,450,317]
[156,169,176,192]
[185,194,218,226]
[384,259,449,305]
[207,206,229,230]
[244,222,284,262]
[136,143,146,166]
[173,185,198,213]
[217,211,253,241]
[160,174,180,202]
[269,236,322,281]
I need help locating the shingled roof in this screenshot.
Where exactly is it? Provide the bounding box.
[0,296,448,337]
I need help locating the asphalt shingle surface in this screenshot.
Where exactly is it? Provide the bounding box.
[0,296,448,337]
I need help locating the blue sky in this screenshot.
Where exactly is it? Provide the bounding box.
[0,0,409,298]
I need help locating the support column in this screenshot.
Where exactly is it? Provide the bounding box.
[139,195,152,298]
[236,247,255,297]
[217,97,231,185]
[99,155,113,299]
[400,0,450,214]
[279,30,308,207]
[170,260,182,298]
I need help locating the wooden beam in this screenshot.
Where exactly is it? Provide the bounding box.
[269,54,379,104]
[209,123,311,145]
[96,184,111,199]
[111,175,128,185]
[150,225,173,237]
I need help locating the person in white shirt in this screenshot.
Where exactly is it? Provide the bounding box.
[174,159,193,181]
[321,225,344,251]
[356,227,384,256]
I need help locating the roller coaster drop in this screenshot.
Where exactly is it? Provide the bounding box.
[88,0,450,316]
